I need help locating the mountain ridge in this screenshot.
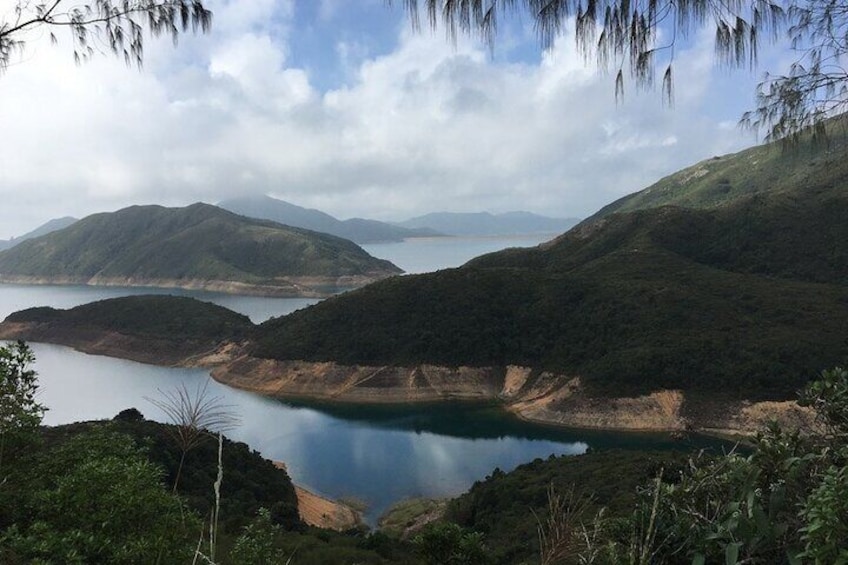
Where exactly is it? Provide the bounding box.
[0,216,77,251]
[218,195,440,243]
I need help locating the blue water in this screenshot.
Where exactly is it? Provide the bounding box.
[31,343,707,525]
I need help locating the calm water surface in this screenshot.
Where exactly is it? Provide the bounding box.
[2,236,712,524]
[31,344,710,524]
[0,283,317,323]
[363,234,555,274]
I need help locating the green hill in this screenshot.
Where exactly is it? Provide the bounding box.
[590,117,848,219]
[444,450,689,563]
[0,216,77,252]
[248,133,848,400]
[0,203,401,296]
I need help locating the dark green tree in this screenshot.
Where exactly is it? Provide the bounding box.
[413,522,491,564]
[0,341,43,472]
[1,427,198,564]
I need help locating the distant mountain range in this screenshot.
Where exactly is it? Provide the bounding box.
[0,203,400,296]
[396,211,581,236]
[0,216,77,251]
[218,195,440,244]
[220,195,580,239]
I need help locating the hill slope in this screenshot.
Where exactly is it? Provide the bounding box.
[398,211,580,236]
[248,135,848,400]
[0,203,401,296]
[590,119,848,220]
[218,194,439,243]
[0,216,77,251]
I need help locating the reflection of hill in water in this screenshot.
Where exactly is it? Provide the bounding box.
[276,398,732,452]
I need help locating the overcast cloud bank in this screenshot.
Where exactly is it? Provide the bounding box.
[0,0,763,238]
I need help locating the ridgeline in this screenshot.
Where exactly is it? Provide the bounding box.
[219,194,440,243]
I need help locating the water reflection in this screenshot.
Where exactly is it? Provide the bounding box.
[31,343,586,523]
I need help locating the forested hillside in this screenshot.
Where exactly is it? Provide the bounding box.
[249,130,848,399]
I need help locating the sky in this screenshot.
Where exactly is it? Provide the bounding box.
[0,0,787,238]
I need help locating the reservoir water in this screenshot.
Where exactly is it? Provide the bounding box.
[0,234,710,524]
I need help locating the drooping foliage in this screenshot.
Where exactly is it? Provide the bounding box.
[395,0,848,142]
[0,1,212,72]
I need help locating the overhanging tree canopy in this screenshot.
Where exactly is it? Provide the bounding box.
[395,0,848,142]
[0,0,211,72]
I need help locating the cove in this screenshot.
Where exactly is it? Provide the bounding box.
[29,343,720,525]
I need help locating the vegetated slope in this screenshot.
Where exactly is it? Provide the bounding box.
[250,137,848,400]
[397,211,581,236]
[42,413,301,533]
[219,194,439,243]
[0,216,77,251]
[0,203,401,294]
[6,412,424,564]
[590,117,848,219]
[444,450,689,564]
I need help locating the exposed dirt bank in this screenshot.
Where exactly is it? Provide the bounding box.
[272,461,362,531]
[0,273,391,298]
[0,321,229,366]
[211,356,505,403]
[211,357,812,435]
[0,322,814,436]
[294,486,362,530]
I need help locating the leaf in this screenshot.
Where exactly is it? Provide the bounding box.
[693,554,706,565]
[787,551,803,565]
[725,542,741,565]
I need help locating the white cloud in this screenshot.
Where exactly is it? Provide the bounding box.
[0,1,763,238]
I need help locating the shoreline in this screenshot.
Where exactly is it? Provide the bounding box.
[0,327,816,437]
[272,461,363,531]
[0,274,391,298]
